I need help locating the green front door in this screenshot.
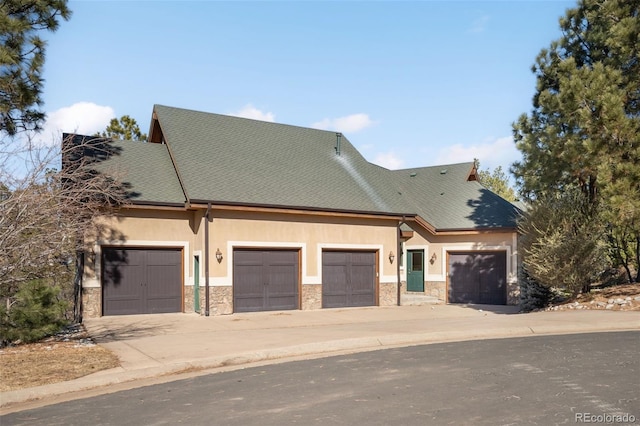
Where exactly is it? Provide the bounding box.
[407,250,424,292]
[194,255,200,313]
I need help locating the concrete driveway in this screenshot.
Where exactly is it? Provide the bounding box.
[3,304,639,410]
[81,304,639,372]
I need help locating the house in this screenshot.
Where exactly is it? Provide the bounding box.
[69,104,520,317]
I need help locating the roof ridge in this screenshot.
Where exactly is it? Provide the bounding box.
[153,104,349,138]
[390,161,474,173]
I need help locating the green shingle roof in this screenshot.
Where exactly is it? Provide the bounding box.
[91,139,186,205]
[390,163,518,230]
[154,104,411,214]
[82,105,518,231]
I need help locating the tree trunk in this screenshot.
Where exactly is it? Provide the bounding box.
[635,235,640,283]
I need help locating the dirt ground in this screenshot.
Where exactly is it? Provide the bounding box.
[1,284,638,392]
[545,283,640,311]
[0,325,119,392]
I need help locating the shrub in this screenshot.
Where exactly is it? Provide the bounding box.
[518,189,608,296]
[0,280,69,345]
[519,267,553,312]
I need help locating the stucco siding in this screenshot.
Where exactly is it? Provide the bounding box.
[82,206,519,316]
[207,211,398,286]
[403,228,519,305]
[83,208,402,317]
[83,209,194,288]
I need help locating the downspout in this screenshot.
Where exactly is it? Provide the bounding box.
[204,203,211,316]
[73,249,84,323]
[397,218,404,306]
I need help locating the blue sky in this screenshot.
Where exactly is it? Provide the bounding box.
[40,0,575,175]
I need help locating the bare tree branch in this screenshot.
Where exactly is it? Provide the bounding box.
[0,133,129,315]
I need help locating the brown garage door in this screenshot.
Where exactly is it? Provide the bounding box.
[102,248,182,315]
[322,251,376,308]
[233,249,299,313]
[448,251,507,305]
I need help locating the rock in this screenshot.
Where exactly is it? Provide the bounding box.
[608,299,615,304]
[635,296,640,302]
[606,304,615,310]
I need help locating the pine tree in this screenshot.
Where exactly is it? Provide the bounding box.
[519,268,553,312]
[0,0,71,136]
[95,115,147,141]
[512,0,640,282]
[475,160,517,202]
[518,188,608,295]
[0,279,69,344]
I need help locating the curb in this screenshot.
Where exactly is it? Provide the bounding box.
[2,324,638,410]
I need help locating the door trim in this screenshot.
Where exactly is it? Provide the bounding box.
[407,249,425,292]
[194,254,200,313]
[440,244,512,285]
[101,246,184,315]
[321,249,379,308]
[90,240,190,291]
[215,241,306,287]
[232,248,302,312]
[446,250,508,304]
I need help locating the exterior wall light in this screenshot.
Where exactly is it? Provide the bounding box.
[215,248,223,264]
[389,251,395,264]
[430,252,437,265]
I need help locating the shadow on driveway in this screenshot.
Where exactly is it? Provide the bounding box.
[452,304,522,315]
[84,314,181,342]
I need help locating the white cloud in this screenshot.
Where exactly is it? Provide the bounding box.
[311,113,374,133]
[229,104,275,122]
[37,102,115,146]
[469,15,489,33]
[433,136,520,172]
[372,152,404,170]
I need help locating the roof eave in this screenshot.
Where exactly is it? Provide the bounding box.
[126,199,187,208]
[433,226,518,235]
[150,107,191,204]
[188,199,414,220]
[409,216,517,235]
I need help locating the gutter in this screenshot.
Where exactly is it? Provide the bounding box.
[188,200,414,221]
[122,201,187,209]
[410,216,517,235]
[397,217,404,306]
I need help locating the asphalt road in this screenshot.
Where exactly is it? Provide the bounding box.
[3,331,639,426]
